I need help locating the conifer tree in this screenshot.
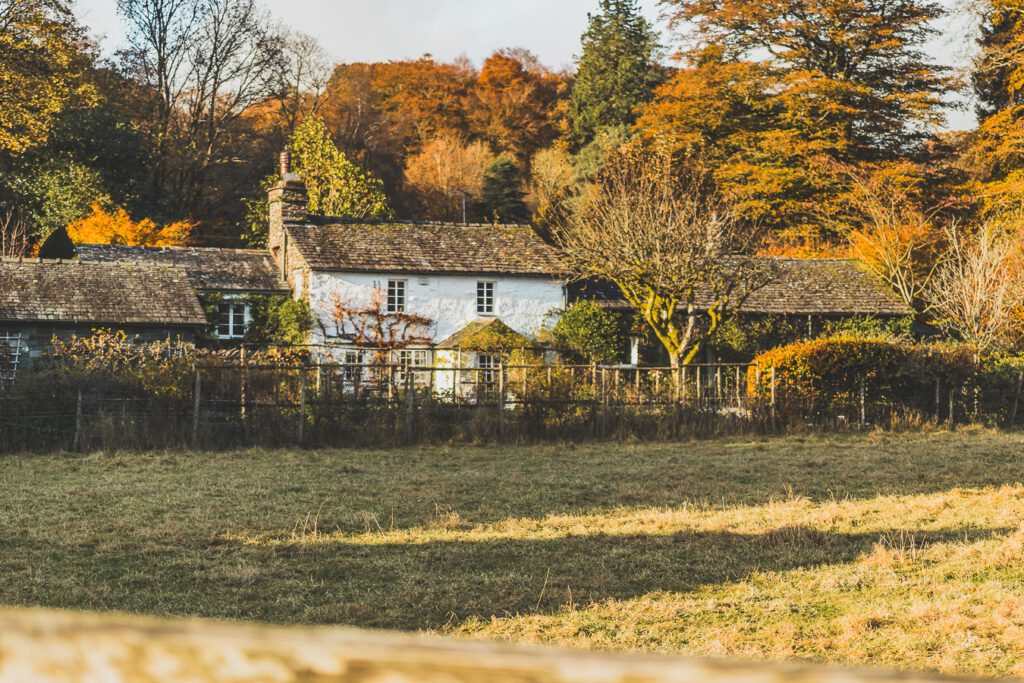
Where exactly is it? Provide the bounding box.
[481,158,528,223]
[964,1,1024,214]
[568,0,660,148]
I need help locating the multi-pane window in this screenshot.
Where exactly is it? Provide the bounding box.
[476,281,495,315]
[387,279,406,313]
[391,348,431,386]
[216,302,250,339]
[341,349,363,383]
[477,353,498,386]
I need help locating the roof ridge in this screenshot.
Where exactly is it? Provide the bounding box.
[302,216,533,229]
[76,243,268,255]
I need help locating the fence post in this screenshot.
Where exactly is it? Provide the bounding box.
[240,346,248,424]
[948,386,956,431]
[387,364,395,404]
[192,369,202,448]
[1012,371,1023,427]
[735,366,742,408]
[497,361,506,438]
[859,378,866,430]
[770,366,777,430]
[72,389,83,452]
[601,367,608,436]
[298,372,306,446]
[405,367,415,443]
[935,378,941,424]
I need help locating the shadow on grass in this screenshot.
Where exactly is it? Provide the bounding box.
[7,524,1011,630]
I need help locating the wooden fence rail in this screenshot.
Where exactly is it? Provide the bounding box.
[0,608,993,683]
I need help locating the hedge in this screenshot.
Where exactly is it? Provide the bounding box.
[747,336,978,417]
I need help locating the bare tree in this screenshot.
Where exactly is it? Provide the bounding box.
[0,211,30,258]
[272,29,332,135]
[555,150,767,367]
[117,0,283,216]
[926,218,1024,355]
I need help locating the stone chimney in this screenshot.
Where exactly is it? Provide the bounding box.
[268,149,307,271]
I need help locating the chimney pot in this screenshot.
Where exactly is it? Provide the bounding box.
[279,149,291,178]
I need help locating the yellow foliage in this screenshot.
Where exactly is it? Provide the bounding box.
[66,204,194,247]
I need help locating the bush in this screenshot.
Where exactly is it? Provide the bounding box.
[747,336,978,417]
[550,301,623,364]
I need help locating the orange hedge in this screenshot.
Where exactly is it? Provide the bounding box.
[747,336,977,411]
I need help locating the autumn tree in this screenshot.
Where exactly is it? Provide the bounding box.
[468,50,566,162]
[641,0,950,243]
[369,57,475,151]
[556,149,767,367]
[403,136,494,222]
[834,165,943,311]
[289,115,393,219]
[963,1,1024,214]
[569,0,660,147]
[0,0,95,158]
[527,145,576,235]
[67,203,194,246]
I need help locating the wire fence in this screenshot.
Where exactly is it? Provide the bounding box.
[1,357,1021,453]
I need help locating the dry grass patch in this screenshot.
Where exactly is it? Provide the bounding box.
[1,430,1024,676]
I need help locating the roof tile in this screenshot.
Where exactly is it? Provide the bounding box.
[0,260,207,326]
[285,221,566,276]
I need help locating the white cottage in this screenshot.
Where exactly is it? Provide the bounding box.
[267,159,567,373]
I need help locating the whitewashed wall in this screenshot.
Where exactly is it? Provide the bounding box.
[306,271,565,345]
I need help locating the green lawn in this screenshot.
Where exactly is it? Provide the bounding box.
[3,431,1024,677]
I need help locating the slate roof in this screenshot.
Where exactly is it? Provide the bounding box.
[74,244,288,293]
[0,259,207,326]
[436,318,538,350]
[572,258,910,316]
[284,220,567,277]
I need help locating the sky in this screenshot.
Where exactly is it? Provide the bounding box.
[72,0,979,130]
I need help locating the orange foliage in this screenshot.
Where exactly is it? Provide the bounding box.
[66,204,194,246]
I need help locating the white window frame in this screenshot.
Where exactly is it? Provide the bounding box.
[215,301,251,340]
[477,352,498,386]
[386,279,407,313]
[476,281,495,316]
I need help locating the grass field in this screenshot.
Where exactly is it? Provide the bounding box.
[3,430,1024,677]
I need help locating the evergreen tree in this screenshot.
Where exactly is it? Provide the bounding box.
[481,158,528,223]
[568,0,660,148]
[974,1,1024,120]
[964,1,1024,214]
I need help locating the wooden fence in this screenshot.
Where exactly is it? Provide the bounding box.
[0,607,994,683]
[0,357,1017,452]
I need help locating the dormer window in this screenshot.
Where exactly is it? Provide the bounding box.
[216,301,250,339]
[476,281,494,316]
[387,279,406,313]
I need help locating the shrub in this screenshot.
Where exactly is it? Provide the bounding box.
[550,301,623,364]
[747,336,979,417]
